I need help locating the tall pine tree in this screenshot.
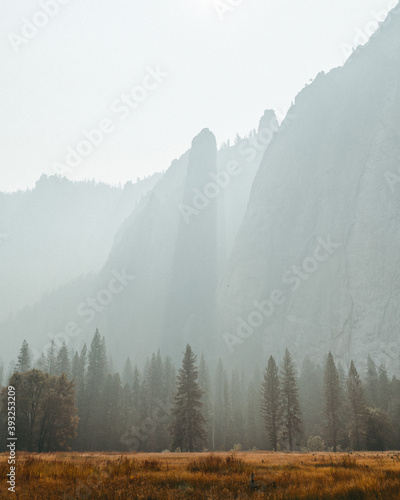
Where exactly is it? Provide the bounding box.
[261,355,281,451]
[322,352,342,452]
[346,361,368,450]
[169,345,206,452]
[280,349,302,451]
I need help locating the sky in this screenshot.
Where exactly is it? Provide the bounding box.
[0,0,397,193]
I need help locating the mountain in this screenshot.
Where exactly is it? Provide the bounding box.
[0,174,161,321]
[217,4,400,374]
[0,114,270,366]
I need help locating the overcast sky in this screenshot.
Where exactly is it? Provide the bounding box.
[0,0,397,192]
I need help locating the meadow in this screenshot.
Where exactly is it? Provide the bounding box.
[1,451,400,499]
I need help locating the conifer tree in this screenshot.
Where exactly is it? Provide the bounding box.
[231,370,245,448]
[322,352,342,452]
[15,340,31,373]
[169,345,206,452]
[213,359,225,450]
[122,357,134,386]
[46,340,57,376]
[365,356,379,407]
[346,361,368,450]
[299,356,323,439]
[280,349,302,451]
[377,365,391,411]
[223,373,234,450]
[245,381,258,449]
[83,330,108,450]
[56,341,70,378]
[199,353,212,448]
[261,355,281,451]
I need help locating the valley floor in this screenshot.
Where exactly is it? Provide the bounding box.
[1,451,400,499]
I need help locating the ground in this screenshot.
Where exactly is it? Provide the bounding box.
[1,451,400,499]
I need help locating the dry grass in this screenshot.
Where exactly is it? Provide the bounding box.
[1,451,400,499]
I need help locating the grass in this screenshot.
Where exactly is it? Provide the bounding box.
[1,451,400,499]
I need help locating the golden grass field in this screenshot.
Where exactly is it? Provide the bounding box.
[1,451,400,499]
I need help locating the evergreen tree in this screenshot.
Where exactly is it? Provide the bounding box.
[231,369,245,448]
[101,373,123,450]
[337,362,346,393]
[35,353,47,372]
[46,340,57,376]
[169,345,206,452]
[122,357,134,386]
[15,340,31,373]
[346,361,368,450]
[131,366,142,427]
[55,341,70,378]
[261,355,281,451]
[83,330,108,450]
[245,381,258,449]
[213,359,225,450]
[298,357,323,441]
[223,373,234,450]
[198,353,212,448]
[280,349,302,451]
[322,352,342,452]
[377,365,391,411]
[365,356,379,407]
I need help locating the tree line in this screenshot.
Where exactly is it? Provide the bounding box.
[1,331,400,452]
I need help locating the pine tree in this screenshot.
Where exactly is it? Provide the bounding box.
[213,359,225,450]
[245,381,258,449]
[299,357,323,440]
[15,340,31,373]
[83,330,108,450]
[198,353,212,448]
[35,353,47,372]
[280,349,302,451]
[231,369,245,448]
[46,340,57,376]
[122,357,134,386]
[169,345,206,452]
[365,356,379,407]
[55,341,70,378]
[346,361,368,450]
[322,352,342,452]
[261,355,281,451]
[223,373,234,450]
[377,365,391,411]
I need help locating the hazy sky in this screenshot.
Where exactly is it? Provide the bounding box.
[0,0,396,192]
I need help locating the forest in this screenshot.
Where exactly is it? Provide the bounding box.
[1,330,400,454]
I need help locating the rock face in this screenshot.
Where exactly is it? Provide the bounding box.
[0,115,268,365]
[217,6,400,374]
[0,175,160,321]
